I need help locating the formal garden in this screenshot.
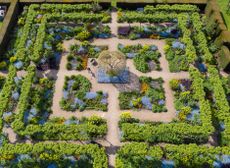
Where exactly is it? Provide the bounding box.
[0,1,229,168]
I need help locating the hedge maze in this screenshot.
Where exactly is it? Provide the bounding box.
[0,2,230,168]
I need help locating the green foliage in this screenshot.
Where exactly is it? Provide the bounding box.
[31,16,47,62]
[10,69,107,140]
[75,30,91,41]
[0,61,7,70]
[15,5,38,63]
[119,44,161,72]
[0,66,16,131]
[40,4,95,13]
[60,75,107,112]
[10,4,111,68]
[119,68,214,144]
[207,65,230,145]
[119,77,166,112]
[169,79,180,90]
[0,143,108,168]
[144,4,199,13]
[118,11,177,23]
[12,66,35,131]
[191,13,214,63]
[117,143,230,168]
[217,0,230,30]
[116,143,162,168]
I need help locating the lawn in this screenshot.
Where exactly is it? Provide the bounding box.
[217,0,230,30]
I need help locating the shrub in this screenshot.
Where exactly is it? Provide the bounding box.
[170,79,180,90]
[9,56,17,63]
[76,30,91,41]
[0,61,7,70]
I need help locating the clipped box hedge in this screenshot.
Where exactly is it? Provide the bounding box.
[116,143,230,168]
[0,142,108,168]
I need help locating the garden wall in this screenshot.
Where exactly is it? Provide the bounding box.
[0,0,19,56]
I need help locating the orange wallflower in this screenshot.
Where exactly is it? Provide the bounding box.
[82,56,88,70]
[141,82,149,94]
[150,34,160,39]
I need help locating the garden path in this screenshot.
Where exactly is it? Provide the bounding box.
[50,11,190,167]
[0,71,8,77]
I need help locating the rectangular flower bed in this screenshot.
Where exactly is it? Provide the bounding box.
[118,43,161,73]
[119,76,166,112]
[60,75,108,112]
[118,24,180,40]
[170,78,201,124]
[164,39,189,72]
[66,42,108,70]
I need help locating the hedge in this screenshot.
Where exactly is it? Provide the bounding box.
[0,142,108,168]
[144,4,199,13]
[12,66,35,132]
[191,12,214,63]
[208,65,230,145]
[15,4,38,62]
[116,143,230,168]
[0,65,16,131]
[217,45,230,69]
[40,3,93,12]
[17,0,207,3]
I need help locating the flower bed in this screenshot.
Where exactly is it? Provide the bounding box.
[60,75,108,112]
[119,76,166,112]
[164,39,189,72]
[118,44,161,73]
[170,78,201,124]
[23,77,54,125]
[66,42,108,70]
[75,24,111,41]
[118,24,180,40]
